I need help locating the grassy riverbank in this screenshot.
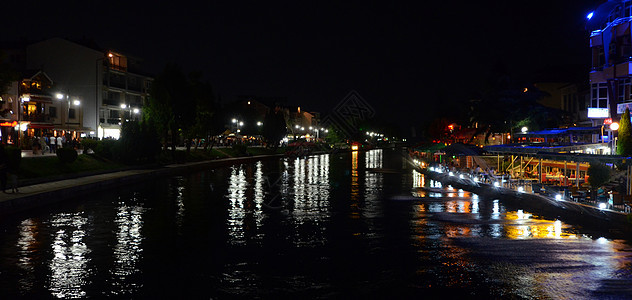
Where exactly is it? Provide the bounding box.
[18,147,289,182]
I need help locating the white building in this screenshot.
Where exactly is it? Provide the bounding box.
[26,38,152,139]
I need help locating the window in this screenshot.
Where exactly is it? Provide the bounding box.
[108,53,127,71]
[68,108,76,119]
[591,83,609,108]
[49,107,57,118]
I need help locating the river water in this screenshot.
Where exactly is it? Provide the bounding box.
[1,149,632,299]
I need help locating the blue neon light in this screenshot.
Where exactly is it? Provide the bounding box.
[587,11,594,20]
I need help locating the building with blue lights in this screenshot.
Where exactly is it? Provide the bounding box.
[586,0,632,144]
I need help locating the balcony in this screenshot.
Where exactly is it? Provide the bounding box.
[590,61,632,83]
[22,113,50,122]
[103,98,119,106]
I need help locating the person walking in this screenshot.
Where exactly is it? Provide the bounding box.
[57,135,63,149]
[39,136,46,155]
[50,134,56,153]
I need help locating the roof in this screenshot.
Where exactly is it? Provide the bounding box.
[518,126,600,136]
[586,0,624,32]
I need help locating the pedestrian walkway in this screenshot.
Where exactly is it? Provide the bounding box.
[20,149,84,158]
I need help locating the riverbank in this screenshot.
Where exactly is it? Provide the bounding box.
[0,153,286,216]
[418,166,632,231]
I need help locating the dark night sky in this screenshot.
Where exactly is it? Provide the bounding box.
[4,0,600,135]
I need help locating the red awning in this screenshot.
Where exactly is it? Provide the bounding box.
[30,124,55,129]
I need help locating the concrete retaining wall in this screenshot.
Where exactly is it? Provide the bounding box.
[421,168,632,231]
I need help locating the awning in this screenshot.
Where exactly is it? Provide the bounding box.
[30,123,55,129]
[25,94,53,104]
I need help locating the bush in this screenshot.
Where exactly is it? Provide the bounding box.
[4,146,21,172]
[118,121,161,164]
[81,139,98,152]
[56,147,78,163]
[95,139,120,161]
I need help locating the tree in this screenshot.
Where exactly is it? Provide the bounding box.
[187,73,222,150]
[467,63,558,143]
[145,64,195,158]
[587,162,611,190]
[617,108,632,156]
[262,106,287,149]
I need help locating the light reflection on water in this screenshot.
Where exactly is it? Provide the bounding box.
[110,197,146,295]
[3,150,632,298]
[17,218,39,294]
[47,212,91,298]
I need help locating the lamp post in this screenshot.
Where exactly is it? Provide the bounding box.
[611,122,620,154]
[56,92,81,137]
[17,95,29,148]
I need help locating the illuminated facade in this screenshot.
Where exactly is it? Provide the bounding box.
[586,1,632,142]
[25,38,152,139]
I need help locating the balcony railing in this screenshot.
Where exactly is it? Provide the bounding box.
[22,113,50,122]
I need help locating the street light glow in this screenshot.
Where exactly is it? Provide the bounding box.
[521,126,528,133]
[133,108,140,114]
[73,100,81,106]
[610,122,620,131]
[232,118,237,123]
[120,104,127,109]
[56,93,64,99]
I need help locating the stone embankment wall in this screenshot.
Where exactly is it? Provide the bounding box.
[420,168,632,231]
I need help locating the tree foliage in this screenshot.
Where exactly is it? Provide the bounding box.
[119,120,161,164]
[467,63,560,143]
[587,162,611,189]
[262,107,287,148]
[145,64,222,155]
[617,108,632,156]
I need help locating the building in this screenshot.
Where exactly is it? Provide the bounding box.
[25,38,152,139]
[0,70,59,145]
[586,1,632,145]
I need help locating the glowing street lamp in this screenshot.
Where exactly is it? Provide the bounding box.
[610,122,619,131]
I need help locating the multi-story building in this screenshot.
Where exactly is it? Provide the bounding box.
[25,38,152,139]
[586,1,632,144]
[0,70,58,145]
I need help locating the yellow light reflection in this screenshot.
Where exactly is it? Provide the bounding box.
[504,211,576,239]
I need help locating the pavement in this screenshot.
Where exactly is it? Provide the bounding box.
[21,149,84,158]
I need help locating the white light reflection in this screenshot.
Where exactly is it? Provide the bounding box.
[291,154,330,246]
[110,199,146,295]
[48,212,91,298]
[492,199,500,219]
[412,169,424,188]
[17,218,39,293]
[227,166,247,245]
[364,150,384,220]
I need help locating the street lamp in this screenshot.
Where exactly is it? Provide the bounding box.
[611,122,619,154]
[56,92,80,136]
